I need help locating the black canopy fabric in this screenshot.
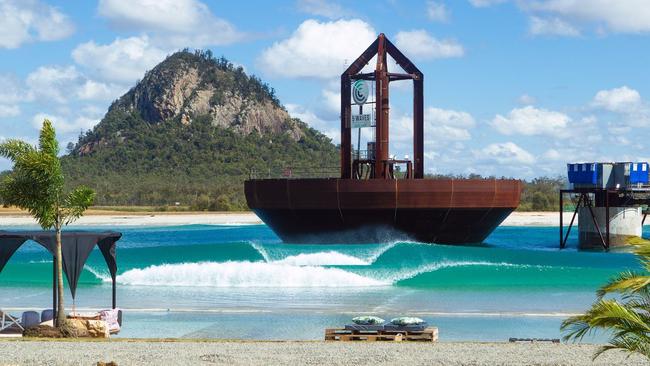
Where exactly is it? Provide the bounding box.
[0,231,121,299]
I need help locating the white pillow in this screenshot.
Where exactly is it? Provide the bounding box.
[352,316,385,325]
[390,317,425,326]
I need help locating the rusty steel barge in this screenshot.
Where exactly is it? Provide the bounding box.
[245,34,522,244]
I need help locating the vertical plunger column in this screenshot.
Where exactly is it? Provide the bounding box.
[340,74,352,178]
[375,34,390,178]
[413,73,424,179]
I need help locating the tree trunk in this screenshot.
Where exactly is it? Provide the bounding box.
[55,227,65,327]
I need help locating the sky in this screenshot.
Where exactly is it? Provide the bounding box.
[1,0,650,178]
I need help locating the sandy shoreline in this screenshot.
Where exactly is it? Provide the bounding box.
[0,340,645,365]
[0,211,569,227]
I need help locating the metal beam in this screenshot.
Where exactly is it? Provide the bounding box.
[387,72,416,81]
[343,39,379,76]
[605,189,610,249]
[413,75,424,178]
[561,193,582,249]
[340,74,352,178]
[560,189,564,249]
[351,73,375,81]
[375,34,390,179]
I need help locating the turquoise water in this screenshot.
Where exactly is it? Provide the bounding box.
[0,224,644,341]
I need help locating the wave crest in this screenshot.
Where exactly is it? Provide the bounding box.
[114,261,387,288]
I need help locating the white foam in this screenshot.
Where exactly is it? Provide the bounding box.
[250,243,371,266]
[114,261,387,288]
[273,251,369,266]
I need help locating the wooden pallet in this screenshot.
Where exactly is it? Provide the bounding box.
[325,327,438,342]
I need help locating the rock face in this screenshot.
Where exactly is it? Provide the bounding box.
[104,51,301,143]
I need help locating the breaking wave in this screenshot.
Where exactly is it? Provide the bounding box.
[86,260,557,288]
[113,261,387,288]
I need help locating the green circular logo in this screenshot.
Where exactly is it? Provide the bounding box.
[352,80,369,105]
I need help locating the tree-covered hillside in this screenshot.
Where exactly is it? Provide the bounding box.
[61,50,339,210]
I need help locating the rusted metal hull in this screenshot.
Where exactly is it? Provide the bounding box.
[245,179,522,244]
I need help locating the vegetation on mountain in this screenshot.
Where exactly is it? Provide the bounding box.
[61,50,338,210]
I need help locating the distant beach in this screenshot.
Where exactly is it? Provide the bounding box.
[1,340,645,365]
[0,210,572,227]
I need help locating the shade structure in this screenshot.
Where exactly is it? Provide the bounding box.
[0,231,121,299]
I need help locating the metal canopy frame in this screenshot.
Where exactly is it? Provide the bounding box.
[0,231,121,324]
[340,33,424,180]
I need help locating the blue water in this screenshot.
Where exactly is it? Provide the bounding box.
[0,224,645,341]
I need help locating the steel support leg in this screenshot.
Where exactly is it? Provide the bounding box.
[562,194,582,249]
[556,192,560,249]
[605,190,610,250]
[586,195,608,251]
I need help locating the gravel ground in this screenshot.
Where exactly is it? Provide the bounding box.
[0,340,647,366]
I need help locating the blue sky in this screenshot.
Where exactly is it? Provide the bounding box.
[1,0,650,178]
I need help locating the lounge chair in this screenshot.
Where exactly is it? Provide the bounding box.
[344,323,386,332]
[0,310,24,332]
[99,309,121,334]
[21,311,40,329]
[41,309,54,323]
[383,322,429,332]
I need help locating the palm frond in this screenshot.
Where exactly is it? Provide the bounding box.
[563,237,650,361]
[38,119,59,158]
[61,186,95,225]
[0,139,35,160]
[597,270,650,298]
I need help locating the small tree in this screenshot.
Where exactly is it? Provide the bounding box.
[562,240,650,359]
[0,120,95,327]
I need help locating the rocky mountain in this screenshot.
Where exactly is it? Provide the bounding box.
[63,50,338,209]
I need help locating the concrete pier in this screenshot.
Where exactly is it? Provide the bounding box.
[578,206,643,249]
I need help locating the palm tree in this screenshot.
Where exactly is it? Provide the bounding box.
[0,120,94,327]
[561,240,650,359]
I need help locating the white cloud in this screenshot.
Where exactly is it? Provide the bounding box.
[542,148,562,161]
[518,94,536,105]
[77,79,124,101]
[475,142,535,165]
[391,107,475,154]
[26,65,121,103]
[0,0,74,49]
[592,86,641,113]
[473,0,650,36]
[286,103,338,142]
[427,1,450,22]
[32,112,100,134]
[491,106,571,137]
[426,107,475,141]
[297,0,346,19]
[526,0,650,34]
[321,89,340,116]
[468,0,507,7]
[529,16,580,36]
[72,36,168,83]
[98,0,242,47]
[26,66,80,103]
[258,19,376,79]
[394,30,464,60]
[0,74,27,104]
[0,105,19,117]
